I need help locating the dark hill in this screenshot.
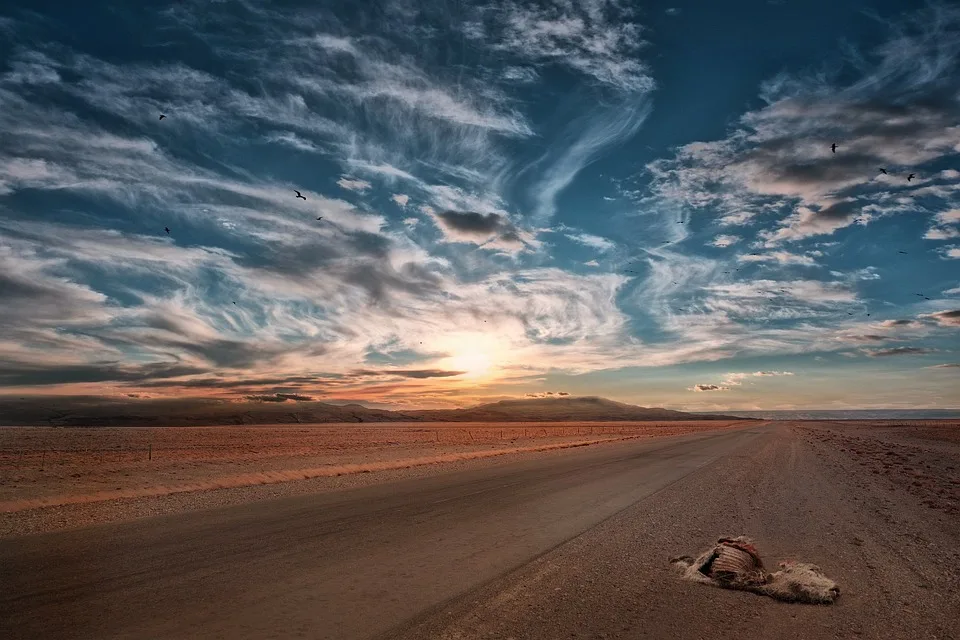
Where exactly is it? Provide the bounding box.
[0,395,744,426]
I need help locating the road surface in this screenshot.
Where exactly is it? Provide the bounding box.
[3,422,957,639]
[1,426,762,639]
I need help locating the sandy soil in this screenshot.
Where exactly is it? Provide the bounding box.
[0,420,747,537]
[392,420,960,640]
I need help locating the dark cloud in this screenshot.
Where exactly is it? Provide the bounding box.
[0,361,206,386]
[865,347,936,357]
[138,375,323,389]
[431,210,525,247]
[692,384,726,392]
[436,210,504,235]
[245,394,290,402]
[927,309,960,326]
[813,199,860,221]
[245,393,315,402]
[880,319,917,327]
[846,334,897,342]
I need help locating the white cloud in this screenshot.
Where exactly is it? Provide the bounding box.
[337,176,372,192]
[737,250,818,266]
[939,245,960,259]
[565,232,616,252]
[709,235,740,248]
[391,193,410,207]
[501,66,539,83]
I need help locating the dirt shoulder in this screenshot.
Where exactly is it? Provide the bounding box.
[390,421,960,640]
[0,421,751,538]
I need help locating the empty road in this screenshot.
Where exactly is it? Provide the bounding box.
[1,425,765,639]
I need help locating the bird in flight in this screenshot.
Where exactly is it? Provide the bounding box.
[159,114,166,120]
[316,216,323,221]
[295,190,306,200]
[898,250,908,254]
[232,301,237,305]
[907,173,916,182]
[878,168,887,174]
[164,227,170,235]
[831,143,837,153]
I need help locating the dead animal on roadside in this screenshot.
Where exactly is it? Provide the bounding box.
[669,536,840,604]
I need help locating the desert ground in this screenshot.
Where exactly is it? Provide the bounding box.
[1,420,958,639]
[0,420,747,536]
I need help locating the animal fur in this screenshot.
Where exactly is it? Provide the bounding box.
[670,536,840,604]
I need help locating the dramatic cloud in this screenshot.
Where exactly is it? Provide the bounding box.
[0,2,957,411]
[645,4,960,244]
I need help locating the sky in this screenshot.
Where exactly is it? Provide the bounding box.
[0,0,958,411]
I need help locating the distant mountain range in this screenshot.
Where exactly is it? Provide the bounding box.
[0,396,744,427]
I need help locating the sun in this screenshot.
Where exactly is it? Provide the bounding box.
[449,347,494,379]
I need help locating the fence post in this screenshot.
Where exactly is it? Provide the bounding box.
[149,443,152,461]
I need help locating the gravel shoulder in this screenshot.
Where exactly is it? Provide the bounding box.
[390,421,960,640]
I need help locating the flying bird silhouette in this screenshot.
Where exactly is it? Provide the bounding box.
[159,114,166,120]
[316,216,323,221]
[831,143,837,153]
[898,250,908,254]
[232,301,237,305]
[907,173,916,182]
[878,168,887,174]
[164,227,170,235]
[295,190,306,200]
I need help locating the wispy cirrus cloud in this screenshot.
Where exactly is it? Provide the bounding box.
[465,0,653,92]
[337,177,372,192]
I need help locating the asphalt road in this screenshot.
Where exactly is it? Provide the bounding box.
[0,425,766,640]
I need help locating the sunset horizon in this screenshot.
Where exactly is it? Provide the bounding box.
[2,2,958,413]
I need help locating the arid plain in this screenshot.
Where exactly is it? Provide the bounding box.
[2,418,958,640]
[0,420,748,536]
